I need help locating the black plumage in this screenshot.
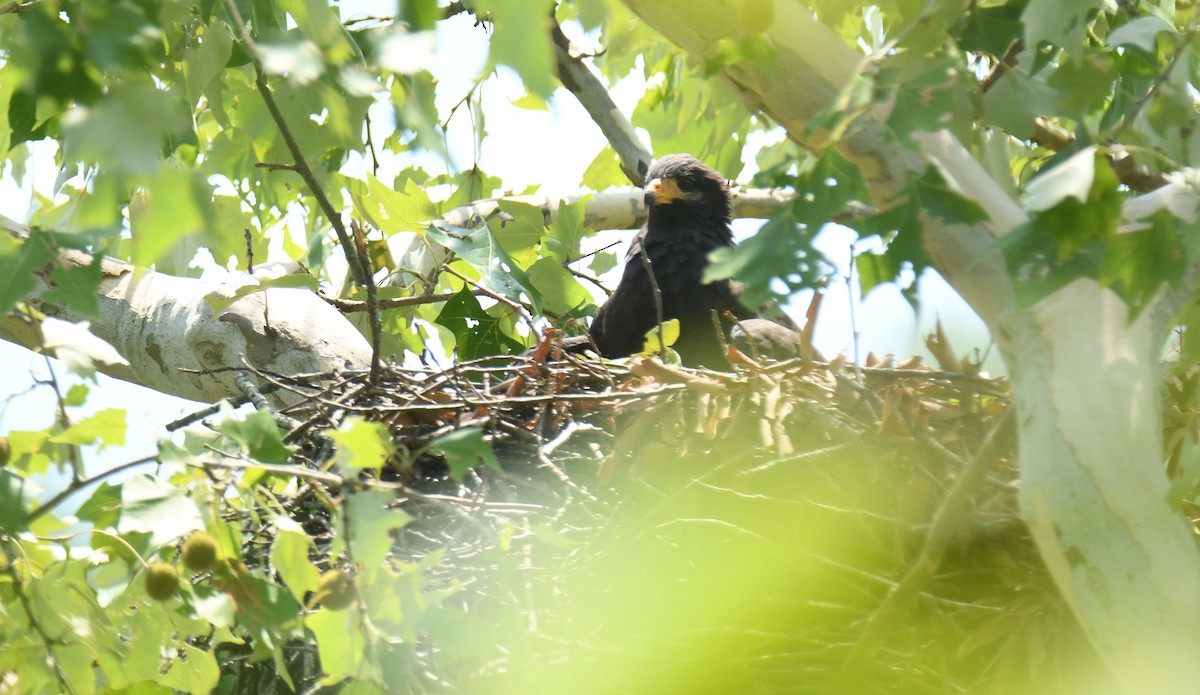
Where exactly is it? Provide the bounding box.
[583,154,799,368]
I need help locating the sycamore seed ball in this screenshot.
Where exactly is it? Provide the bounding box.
[182,532,219,572]
[317,570,356,611]
[145,563,180,601]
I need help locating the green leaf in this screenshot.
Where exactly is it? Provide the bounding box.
[957,5,1024,57]
[547,196,590,262]
[0,232,55,318]
[61,83,189,175]
[129,169,211,267]
[51,408,126,448]
[63,383,90,407]
[0,469,33,533]
[42,257,102,318]
[428,428,501,482]
[271,522,321,603]
[526,257,591,315]
[356,176,438,234]
[1101,211,1188,317]
[1022,0,1104,51]
[309,607,370,684]
[582,148,628,190]
[981,69,1060,139]
[433,286,526,359]
[203,273,320,314]
[426,222,543,312]
[1106,15,1175,54]
[219,409,292,463]
[345,489,411,566]
[640,318,680,354]
[118,475,204,546]
[329,417,394,475]
[160,644,220,695]
[401,0,441,31]
[75,484,120,528]
[494,200,547,264]
[885,53,975,147]
[183,20,234,103]
[473,0,557,98]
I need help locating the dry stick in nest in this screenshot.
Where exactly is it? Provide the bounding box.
[835,409,1017,683]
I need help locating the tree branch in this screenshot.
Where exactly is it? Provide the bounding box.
[551,19,653,186]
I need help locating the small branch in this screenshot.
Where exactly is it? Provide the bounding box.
[565,265,612,297]
[1,540,76,694]
[42,357,83,481]
[221,0,369,286]
[979,39,1023,94]
[253,162,299,173]
[551,19,653,186]
[352,220,384,384]
[320,290,460,312]
[0,1,36,14]
[637,252,667,359]
[1108,24,1197,143]
[24,455,160,526]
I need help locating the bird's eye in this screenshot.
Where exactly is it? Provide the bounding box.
[676,179,692,191]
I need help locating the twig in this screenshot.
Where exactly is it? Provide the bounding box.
[352,220,384,384]
[253,162,299,173]
[1108,23,1197,143]
[1,540,77,694]
[0,1,36,14]
[23,455,160,526]
[41,357,83,480]
[979,39,1023,94]
[320,290,459,312]
[565,265,612,296]
[220,0,368,286]
[441,263,539,337]
[637,252,667,358]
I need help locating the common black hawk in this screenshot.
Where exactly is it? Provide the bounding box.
[579,154,801,368]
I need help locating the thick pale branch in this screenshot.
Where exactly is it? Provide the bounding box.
[1,215,371,403]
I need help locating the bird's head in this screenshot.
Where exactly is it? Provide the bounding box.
[643,154,733,224]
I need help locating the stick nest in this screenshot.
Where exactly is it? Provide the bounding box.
[217,348,1085,693]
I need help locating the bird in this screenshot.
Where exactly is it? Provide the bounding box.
[576,154,802,369]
